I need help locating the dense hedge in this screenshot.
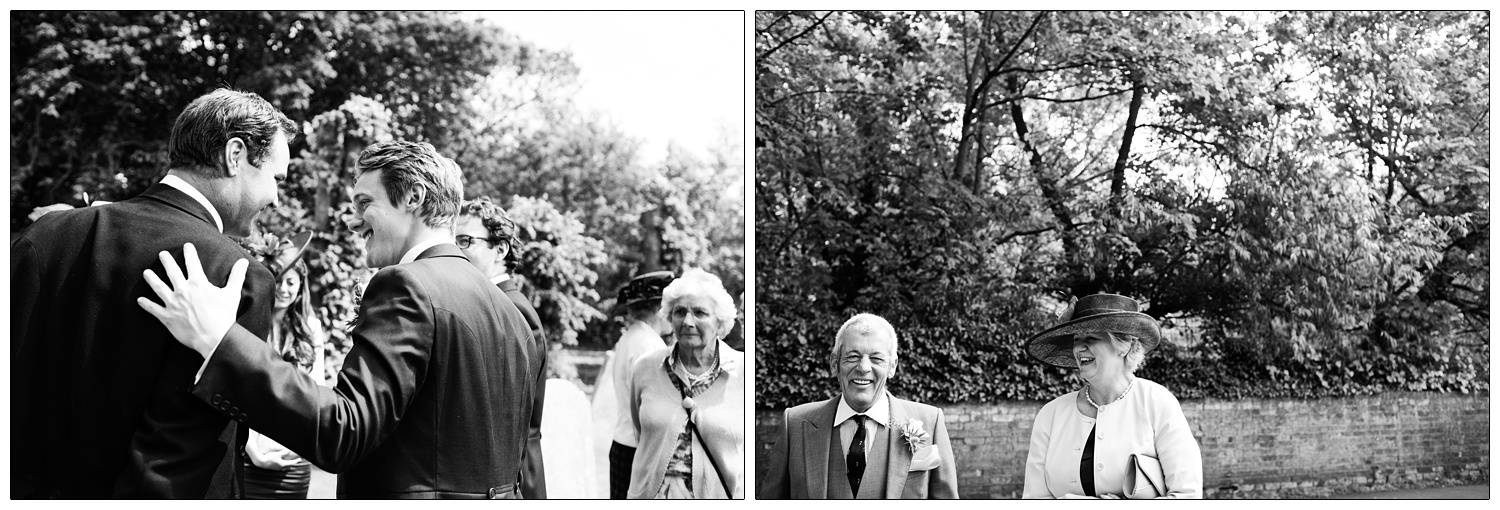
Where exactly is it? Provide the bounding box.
[754,302,1490,409]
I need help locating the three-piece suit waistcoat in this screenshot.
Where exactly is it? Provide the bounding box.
[824,420,889,499]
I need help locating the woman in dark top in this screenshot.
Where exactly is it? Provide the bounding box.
[1021,294,1203,499]
[243,233,327,499]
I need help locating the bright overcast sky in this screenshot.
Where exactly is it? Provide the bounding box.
[472,11,744,165]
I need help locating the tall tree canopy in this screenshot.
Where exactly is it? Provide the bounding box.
[755,11,1487,407]
[12,11,745,371]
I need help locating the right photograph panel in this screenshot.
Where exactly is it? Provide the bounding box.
[753,10,1490,500]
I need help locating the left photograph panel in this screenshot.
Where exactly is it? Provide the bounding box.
[10,10,746,500]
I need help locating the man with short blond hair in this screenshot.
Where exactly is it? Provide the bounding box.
[140,141,537,499]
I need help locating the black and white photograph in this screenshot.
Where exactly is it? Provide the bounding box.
[10,10,745,499]
[754,11,1488,500]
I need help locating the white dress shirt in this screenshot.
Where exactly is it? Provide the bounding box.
[398,238,450,265]
[834,391,891,461]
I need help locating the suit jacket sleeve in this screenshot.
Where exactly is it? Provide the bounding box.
[756,407,794,499]
[928,407,959,499]
[191,265,434,473]
[521,328,547,498]
[9,237,39,347]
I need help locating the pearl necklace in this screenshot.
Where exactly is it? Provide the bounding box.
[1084,378,1134,410]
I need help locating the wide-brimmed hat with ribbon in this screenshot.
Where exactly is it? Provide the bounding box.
[616,270,674,309]
[266,231,313,279]
[1024,293,1162,368]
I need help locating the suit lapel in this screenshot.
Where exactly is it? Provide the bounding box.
[803,397,839,499]
[885,395,914,499]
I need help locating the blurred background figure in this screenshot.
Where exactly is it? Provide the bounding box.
[592,271,674,498]
[626,269,744,499]
[540,350,598,498]
[244,232,328,499]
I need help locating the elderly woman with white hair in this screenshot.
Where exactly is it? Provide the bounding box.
[626,269,745,499]
[1022,294,1203,499]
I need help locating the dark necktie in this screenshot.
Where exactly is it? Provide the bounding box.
[847,415,868,494]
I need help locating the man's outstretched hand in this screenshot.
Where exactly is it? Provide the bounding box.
[137,242,248,359]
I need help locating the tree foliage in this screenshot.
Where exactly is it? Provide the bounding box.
[12,11,745,370]
[755,11,1488,407]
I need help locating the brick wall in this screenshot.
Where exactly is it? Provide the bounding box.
[754,391,1489,498]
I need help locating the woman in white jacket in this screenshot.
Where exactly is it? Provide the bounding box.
[1021,294,1203,499]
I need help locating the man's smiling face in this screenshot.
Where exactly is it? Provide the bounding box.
[345,169,415,268]
[834,330,898,413]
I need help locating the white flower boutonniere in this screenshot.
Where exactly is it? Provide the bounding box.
[897,418,931,454]
[344,279,367,334]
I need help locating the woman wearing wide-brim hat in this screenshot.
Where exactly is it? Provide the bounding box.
[242,231,329,499]
[1021,293,1203,499]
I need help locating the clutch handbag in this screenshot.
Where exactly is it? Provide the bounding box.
[1125,454,1166,499]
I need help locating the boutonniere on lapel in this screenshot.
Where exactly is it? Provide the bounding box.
[344,278,367,334]
[897,418,931,453]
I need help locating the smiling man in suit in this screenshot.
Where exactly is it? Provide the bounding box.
[759,313,958,499]
[138,141,537,498]
[11,88,294,498]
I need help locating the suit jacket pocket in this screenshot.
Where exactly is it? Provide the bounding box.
[901,469,930,499]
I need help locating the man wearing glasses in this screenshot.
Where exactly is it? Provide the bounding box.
[455,197,548,500]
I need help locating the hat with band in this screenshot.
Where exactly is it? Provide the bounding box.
[1024,293,1162,368]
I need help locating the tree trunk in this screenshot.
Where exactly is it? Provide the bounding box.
[1110,69,1145,214]
[1007,75,1076,254]
[640,207,664,273]
[1101,69,1146,291]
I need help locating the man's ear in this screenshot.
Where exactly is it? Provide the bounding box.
[222,137,249,177]
[491,242,509,268]
[402,186,426,212]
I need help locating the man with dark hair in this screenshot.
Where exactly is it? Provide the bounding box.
[456,196,549,499]
[139,141,538,499]
[11,88,295,498]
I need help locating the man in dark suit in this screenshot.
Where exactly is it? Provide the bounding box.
[455,196,548,499]
[138,141,536,499]
[759,313,958,499]
[10,88,296,498]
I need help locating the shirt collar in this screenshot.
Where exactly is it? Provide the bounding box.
[835,391,891,428]
[489,273,511,285]
[399,238,451,265]
[159,174,223,233]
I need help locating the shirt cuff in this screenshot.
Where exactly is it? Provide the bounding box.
[192,337,225,384]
